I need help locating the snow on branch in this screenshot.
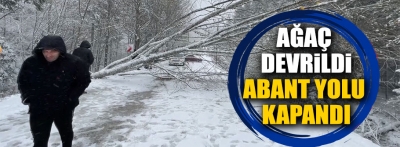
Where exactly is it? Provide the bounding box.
[102,0,249,70]
[140,0,251,57]
[364,120,400,139]
[92,0,339,79]
[206,0,339,43]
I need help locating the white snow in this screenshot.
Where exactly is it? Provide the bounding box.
[0,55,379,147]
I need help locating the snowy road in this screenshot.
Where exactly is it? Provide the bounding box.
[0,57,380,147]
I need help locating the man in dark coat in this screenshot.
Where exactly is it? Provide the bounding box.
[72,40,94,69]
[17,35,91,147]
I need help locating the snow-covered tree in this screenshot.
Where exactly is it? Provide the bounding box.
[0,38,20,97]
[0,0,46,13]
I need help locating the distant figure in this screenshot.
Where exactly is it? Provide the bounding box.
[72,40,94,70]
[17,35,91,147]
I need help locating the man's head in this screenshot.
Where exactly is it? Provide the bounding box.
[80,40,91,49]
[33,35,67,62]
[42,48,60,62]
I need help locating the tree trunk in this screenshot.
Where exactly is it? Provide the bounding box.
[96,24,103,71]
[91,23,94,43]
[134,0,141,51]
[104,0,112,67]
[70,28,75,53]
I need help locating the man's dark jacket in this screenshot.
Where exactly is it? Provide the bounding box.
[17,35,91,114]
[72,40,94,67]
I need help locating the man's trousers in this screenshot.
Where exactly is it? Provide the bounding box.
[29,109,75,147]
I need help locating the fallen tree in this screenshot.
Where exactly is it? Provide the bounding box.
[91,0,338,79]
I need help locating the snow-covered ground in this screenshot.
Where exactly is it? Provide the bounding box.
[0,56,379,147]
